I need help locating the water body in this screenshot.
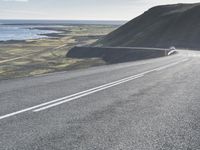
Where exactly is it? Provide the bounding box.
[0,20,126,41]
[0,25,58,41]
[0,20,126,25]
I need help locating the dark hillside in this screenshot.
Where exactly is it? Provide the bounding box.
[95,3,200,49]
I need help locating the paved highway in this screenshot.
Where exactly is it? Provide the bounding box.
[0,50,200,149]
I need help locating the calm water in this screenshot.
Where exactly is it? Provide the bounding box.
[0,25,58,41]
[0,20,126,25]
[0,20,126,41]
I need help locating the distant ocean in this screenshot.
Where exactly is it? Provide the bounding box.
[0,20,126,41]
[0,20,126,25]
[0,25,59,41]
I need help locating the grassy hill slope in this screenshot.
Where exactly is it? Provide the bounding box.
[95,3,200,49]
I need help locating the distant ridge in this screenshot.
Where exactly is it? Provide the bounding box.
[95,3,200,49]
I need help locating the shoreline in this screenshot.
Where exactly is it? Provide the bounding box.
[0,25,69,43]
[0,20,126,26]
[0,24,116,43]
[34,26,71,38]
[0,24,118,80]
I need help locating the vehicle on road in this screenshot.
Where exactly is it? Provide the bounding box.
[170,46,176,51]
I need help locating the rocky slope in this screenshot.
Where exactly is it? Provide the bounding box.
[95,3,200,49]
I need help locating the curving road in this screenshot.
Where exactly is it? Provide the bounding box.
[0,50,200,149]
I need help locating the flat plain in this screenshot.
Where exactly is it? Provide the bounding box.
[0,24,118,80]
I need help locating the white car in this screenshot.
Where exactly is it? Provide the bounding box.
[170,46,176,51]
[168,46,177,55]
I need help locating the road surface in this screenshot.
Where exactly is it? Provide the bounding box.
[0,50,200,149]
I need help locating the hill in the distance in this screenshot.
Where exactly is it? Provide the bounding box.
[95,3,200,49]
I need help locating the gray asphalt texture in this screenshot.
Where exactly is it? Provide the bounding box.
[0,50,200,150]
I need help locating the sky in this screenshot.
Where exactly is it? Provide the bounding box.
[0,0,199,20]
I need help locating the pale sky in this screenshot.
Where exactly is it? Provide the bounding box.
[0,0,199,20]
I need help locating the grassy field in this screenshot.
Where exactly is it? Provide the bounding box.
[0,24,118,80]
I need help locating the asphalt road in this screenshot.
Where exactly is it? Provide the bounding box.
[0,50,200,150]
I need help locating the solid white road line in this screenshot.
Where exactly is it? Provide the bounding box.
[33,75,144,112]
[32,58,188,112]
[33,58,189,112]
[0,58,188,120]
[155,59,188,71]
[0,74,143,120]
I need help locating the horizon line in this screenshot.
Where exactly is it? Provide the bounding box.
[0,19,128,21]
